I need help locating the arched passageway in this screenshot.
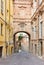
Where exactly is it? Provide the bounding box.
[13,31,31,52]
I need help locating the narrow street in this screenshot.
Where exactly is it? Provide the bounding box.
[0,51,44,65]
[0,0,44,64]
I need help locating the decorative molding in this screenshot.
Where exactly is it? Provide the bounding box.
[34,17,37,21]
[13,18,31,20]
[13,21,31,23]
[18,6,27,9]
[13,2,31,5]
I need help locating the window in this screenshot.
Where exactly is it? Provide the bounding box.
[39,22,42,38]
[33,0,37,2]
[39,16,42,38]
[32,26,34,31]
[1,0,3,15]
[33,0,37,13]
[39,0,42,5]
[34,26,36,39]
[32,24,36,39]
[32,26,34,38]
[1,23,3,35]
[35,0,37,2]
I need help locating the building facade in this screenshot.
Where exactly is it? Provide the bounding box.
[31,0,44,58]
[0,0,14,58]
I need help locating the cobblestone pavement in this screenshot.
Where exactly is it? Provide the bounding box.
[0,51,44,65]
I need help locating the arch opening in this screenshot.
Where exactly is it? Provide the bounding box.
[13,31,31,52]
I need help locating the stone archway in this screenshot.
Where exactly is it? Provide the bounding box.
[13,31,31,52]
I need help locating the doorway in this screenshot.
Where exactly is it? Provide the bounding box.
[41,41,43,56]
[0,47,3,57]
[38,40,43,56]
[35,44,37,54]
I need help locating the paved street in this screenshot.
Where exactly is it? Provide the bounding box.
[0,51,44,65]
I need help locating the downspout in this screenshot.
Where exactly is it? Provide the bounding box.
[38,15,39,55]
[9,0,10,55]
[5,0,6,55]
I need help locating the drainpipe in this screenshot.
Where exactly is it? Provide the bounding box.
[9,0,10,55]
[38,15,39,56]
[5,0,6,56]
